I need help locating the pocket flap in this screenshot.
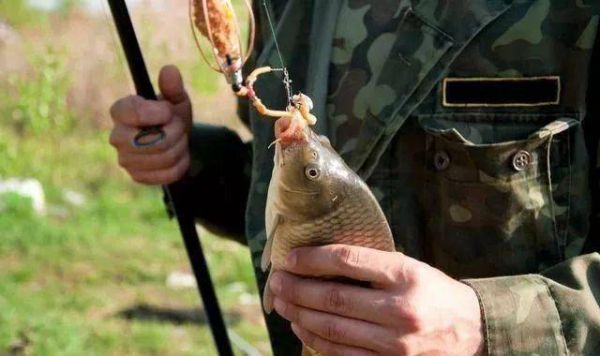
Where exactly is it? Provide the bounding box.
[530,118,579,139]
[419,116,581,182]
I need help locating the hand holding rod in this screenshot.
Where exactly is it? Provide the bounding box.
[108,0,165,148]
[106,1,234,355]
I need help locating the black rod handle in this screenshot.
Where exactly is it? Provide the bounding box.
[106,1,234,355]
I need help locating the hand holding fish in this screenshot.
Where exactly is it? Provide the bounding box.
[269,245,484,356]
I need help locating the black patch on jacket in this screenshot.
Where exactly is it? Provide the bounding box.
[443,76,560,107]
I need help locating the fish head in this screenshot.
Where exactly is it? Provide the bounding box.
[271,116,354,220]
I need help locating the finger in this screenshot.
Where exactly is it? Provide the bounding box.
[109,122,136,149]
[291,323,376,356]
[118,134,188,171]
[287,245,410,286]
[110,95,138,125]
[110,116,187,154]
[159,65,187,105]
[110,95,172,127]
[270,271,396,325]
[276,300,396,354]
[129,149,190,185]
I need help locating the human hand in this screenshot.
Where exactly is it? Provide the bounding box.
[269,245,484,355]
[109,65,193,185]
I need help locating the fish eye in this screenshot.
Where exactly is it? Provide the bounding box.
[304,164,320,180]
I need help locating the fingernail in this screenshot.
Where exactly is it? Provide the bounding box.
[270,273,282,294]
[286,251,297,269]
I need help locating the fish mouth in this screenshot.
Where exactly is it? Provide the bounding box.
[274,117,309,147]
[274,116,311,167]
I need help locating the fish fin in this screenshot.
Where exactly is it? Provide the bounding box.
[302,345,319,356]
[261,214,281,272]
[261,237,273,272]
[263,269,275,314]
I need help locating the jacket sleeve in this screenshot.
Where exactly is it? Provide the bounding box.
[464,253,600,355]
[174,123,252,245]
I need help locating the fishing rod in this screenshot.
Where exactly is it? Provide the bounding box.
[106,1,233,355]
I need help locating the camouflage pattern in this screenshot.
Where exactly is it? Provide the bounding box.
[237,0,600,354]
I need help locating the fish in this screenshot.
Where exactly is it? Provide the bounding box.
[261,115,396,354]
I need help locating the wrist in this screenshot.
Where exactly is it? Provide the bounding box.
[460,280,486,355]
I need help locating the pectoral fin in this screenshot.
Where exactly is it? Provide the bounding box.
[263,268,275,313]
[302,345,319,356]
[261,214,281,272]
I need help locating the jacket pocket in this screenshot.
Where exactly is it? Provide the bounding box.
[418,114,590,278]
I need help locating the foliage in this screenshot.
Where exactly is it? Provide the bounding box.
[0,0,86,27]
[6,46,75,135]
[0,0,45,27]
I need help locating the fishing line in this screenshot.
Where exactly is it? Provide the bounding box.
[262,0,293,106]
[102,0,133,94]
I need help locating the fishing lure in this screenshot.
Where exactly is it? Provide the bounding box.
[190,0,317,126]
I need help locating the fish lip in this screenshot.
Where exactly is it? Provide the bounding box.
[276,118,311,148]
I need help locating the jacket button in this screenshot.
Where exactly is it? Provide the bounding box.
[512,150,531,171]
[434,151,451,171]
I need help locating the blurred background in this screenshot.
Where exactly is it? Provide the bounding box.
[0,0,267,354]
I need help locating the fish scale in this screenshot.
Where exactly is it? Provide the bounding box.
[270,194,393,270]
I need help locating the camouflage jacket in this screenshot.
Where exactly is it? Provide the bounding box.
[185,0,600,354]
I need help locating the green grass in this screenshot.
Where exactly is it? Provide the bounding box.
[0,129,270,355]
[0,131,270,355]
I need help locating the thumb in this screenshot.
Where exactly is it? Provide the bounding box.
[158,65,188,105]
[158,65,192,128]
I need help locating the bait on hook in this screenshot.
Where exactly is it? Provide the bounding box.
[189,0,317,126]
[189,0,254,88]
